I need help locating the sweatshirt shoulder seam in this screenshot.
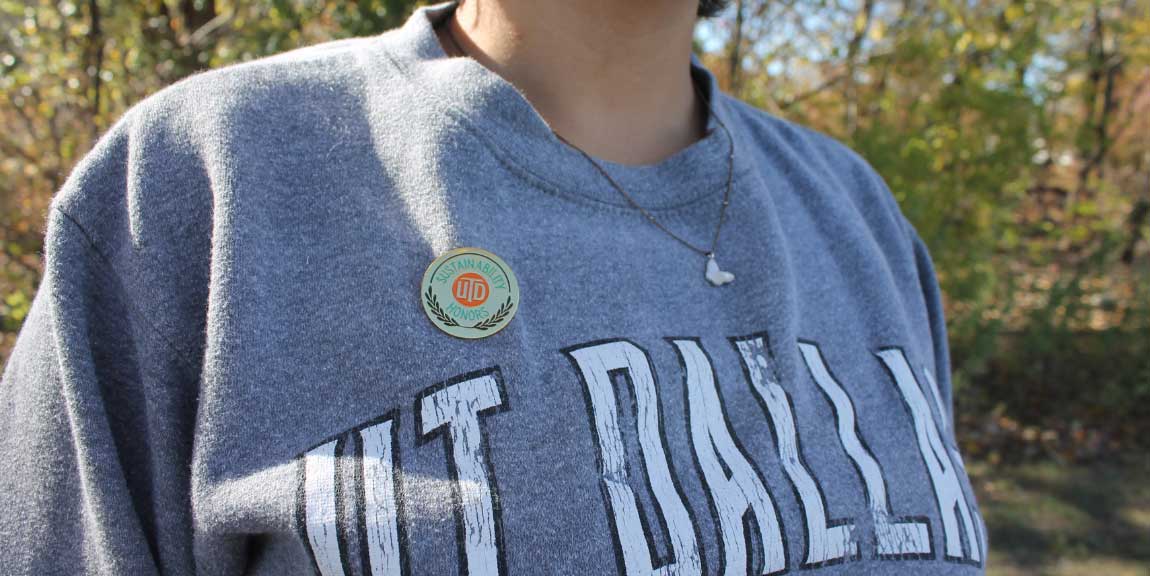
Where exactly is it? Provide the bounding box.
[51,206,202,378]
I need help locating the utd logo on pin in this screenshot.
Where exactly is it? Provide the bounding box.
[421,247,520,339]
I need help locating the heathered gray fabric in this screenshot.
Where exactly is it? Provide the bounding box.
[0,1,989,574]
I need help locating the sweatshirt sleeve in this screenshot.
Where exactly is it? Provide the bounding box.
[901,214,961,445]
[0,209,159,574]
[0,112,205,574]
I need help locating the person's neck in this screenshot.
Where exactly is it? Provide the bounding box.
[435,0,708,166]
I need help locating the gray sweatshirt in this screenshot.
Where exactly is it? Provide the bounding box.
[0,1,988,574]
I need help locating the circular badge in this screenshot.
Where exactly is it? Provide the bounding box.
[421,247,520,339]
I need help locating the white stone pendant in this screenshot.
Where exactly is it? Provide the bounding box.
[705,254,735,286]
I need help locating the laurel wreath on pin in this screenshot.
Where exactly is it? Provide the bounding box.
[425,288,515,331]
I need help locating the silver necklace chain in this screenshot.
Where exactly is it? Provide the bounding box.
[550,82,736,260]
[439,17,738,285]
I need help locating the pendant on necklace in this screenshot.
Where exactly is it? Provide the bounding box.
[705,253,735,286]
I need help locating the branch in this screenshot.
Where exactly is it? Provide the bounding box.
[0,136,37,165]
[188,10,234,48]
[780,72,847,110]
[88,0,104,140]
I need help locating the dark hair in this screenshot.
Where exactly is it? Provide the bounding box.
[697,0,732,19]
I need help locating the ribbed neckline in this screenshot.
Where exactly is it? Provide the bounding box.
[369,0,752,212]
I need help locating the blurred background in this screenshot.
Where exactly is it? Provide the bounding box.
[1,0,1147,573]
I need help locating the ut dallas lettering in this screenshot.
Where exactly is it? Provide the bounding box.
[295,333,986,575]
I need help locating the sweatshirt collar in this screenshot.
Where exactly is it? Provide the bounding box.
[372,0,749,213]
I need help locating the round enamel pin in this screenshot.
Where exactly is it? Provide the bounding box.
[421,247,520,339]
